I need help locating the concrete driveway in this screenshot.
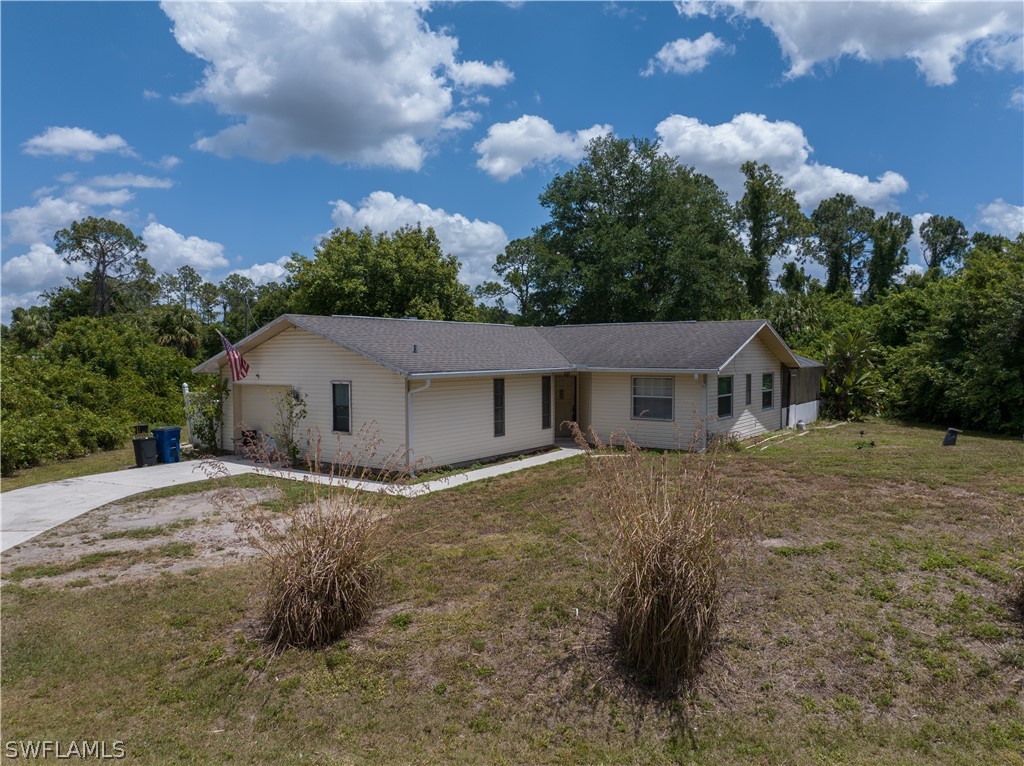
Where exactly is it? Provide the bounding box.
[0,446,585,554]
[1,460,256,552]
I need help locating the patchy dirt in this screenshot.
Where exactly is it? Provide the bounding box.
[0,486,284,588]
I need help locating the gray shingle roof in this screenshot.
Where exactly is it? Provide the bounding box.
[289,315,571,375]
[793,353,825,368]
[536,320,770,371]
[196,314,797,376]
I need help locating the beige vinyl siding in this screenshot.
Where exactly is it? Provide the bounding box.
[234,385,290,433]
[224,326,407,466]
[708,333,784,440]
[577,372,593,432]
[412,374,554,467]
[588,373,704,450]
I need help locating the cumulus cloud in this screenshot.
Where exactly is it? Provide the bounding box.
[655,112,908,209]
[1,243,86,292]
[1,196,88,246]
[22,126,136,160]
[141,222,229,272]
[1010,87,1024,110]
[65,186,135,207]
[90,173,175,189]
[643,32,732,76]
[230,256,291,285]
[329,191,508,285]
[450,60,514,89]
[163,2,513,169]
[976,198,1024,238]
[679,1,1023,86]
[474,115,613,181]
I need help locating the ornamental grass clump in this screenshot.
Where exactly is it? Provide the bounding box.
[572,423,741,693]
[234,424,409,651]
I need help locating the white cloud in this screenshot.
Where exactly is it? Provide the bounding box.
[141,222,229,273]
[22,126,136,161]
[156,155,182,170]
[329,191,508,285]
[680,1,1023,86]
[90,173,175,189]
[1,243,86,292]
[1,290,47,324]
[450,60,514,89]
[474,115,613,181]
[143,89,161,100]
[977,198,1024,238]
[655,112,908,209]
[230,256,291,285]
[1,196,88,246]
[1010,87,1024,110]
[163,2,513,169]
[643,32,732,76]
[65,186,135,207]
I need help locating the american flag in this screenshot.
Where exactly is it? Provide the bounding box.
[217,330,250,382]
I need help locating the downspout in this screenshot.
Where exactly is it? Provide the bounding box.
[702,373,709,452]
[405,378,432,473]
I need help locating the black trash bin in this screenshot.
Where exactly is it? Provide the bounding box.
[133,437,158,467]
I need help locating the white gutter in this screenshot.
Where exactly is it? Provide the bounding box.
[405,378,432,472]
[702,373,709,452]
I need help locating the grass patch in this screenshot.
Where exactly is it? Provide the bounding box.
[2,419,1022,764]
[1,446,135,492]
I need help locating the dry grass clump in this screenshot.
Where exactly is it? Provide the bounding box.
[572,423,742,693]
[231,425,409,651]
[255,495,386,650]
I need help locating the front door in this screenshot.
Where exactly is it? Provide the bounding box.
[554,375,576,437]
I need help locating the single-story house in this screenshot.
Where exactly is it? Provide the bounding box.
[193,315,822,469]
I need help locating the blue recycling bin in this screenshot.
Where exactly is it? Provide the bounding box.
[151,426,182,464]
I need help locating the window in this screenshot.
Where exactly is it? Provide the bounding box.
[332,382,351,433]
[718,376,733,418]
[541,376,551,429]
[494,379,505,437]
[632,377,673,420]
[745,373,752,406]
[762,373,774,409]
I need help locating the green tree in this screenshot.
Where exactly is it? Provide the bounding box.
[151,303,205,357]
[865,212,913,302]
[920,215,970,272]
[485,234,548,323]
[734,161,810,307]
[286,225,475,320]
[218,273,258,336]
[778,261,811,295]
[808,194,876,295]
[536,135,745,324]
[53,217,147,317]
[819,328,883,420]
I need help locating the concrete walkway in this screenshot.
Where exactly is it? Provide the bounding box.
[0,446,584,553]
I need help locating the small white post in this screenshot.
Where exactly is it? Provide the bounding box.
[182,382,194,446]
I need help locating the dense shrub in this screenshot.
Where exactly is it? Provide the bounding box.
[1,318,196,475]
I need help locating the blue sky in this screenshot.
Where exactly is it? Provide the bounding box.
[2,1,1022,322]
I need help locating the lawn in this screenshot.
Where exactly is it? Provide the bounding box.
[0,445,136,492]
[1,420,1022,764]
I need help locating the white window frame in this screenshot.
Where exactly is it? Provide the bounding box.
[631,376,674,421]
[762,373,774,410]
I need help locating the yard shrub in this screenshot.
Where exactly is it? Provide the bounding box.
[232,427,409,651]
[574,425,742,693]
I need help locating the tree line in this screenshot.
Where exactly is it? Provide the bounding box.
[3,135,1021,473]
